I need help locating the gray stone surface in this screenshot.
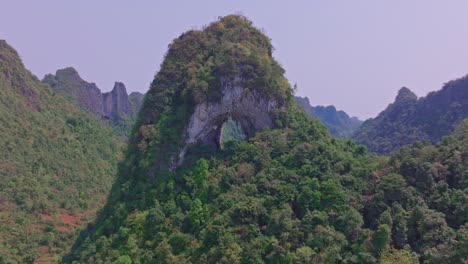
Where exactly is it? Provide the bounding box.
[176,76,281,166]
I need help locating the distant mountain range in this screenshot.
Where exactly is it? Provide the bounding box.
[353,77,468,154]
[295,96,362,138]
[43,67,144,135]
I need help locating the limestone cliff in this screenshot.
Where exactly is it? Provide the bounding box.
[43,68,144,135]
[43,67,103,115]
[102,82,132,121]
[177,76,282,166]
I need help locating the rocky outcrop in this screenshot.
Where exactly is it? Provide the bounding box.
[176,77,281,166]
[43,68,145,135]
[43,67,103,115]
[102,82,132,121]
[43,68,141,120]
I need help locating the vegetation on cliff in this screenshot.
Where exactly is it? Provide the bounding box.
[0,40,124,262]
[65,15,467,263]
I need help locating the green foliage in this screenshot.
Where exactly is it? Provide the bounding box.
[0,41,124,261]
[353,84,468,154]
[64,16,468,264]
[365,119,468,262]
[380,247,418,264]
[372,224,391,256]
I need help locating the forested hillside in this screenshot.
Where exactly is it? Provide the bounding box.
[65,15,467,264]
[0,40,124,262]
[353,82,468,154]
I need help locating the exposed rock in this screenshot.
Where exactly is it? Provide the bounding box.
[43,68,145,135]
[44,67,103,115]
[102,82,132,120]
[176,77,281,167]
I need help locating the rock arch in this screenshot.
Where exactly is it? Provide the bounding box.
[175,77,281,167]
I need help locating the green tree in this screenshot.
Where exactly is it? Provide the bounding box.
[188,198,208,232]
[373,224,391,256]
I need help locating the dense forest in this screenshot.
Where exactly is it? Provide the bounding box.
[0,11,466,264]
[353,83,468,154]
[0,40,124,262]
[64,16,467,264]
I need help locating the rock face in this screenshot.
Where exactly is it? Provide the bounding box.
[295,96,362,138]
[43,68,145,134]
[43,67,103,115]
[102,82,132,120]
[177,77,281,166]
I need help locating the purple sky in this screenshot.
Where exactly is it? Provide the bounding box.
[2,1,468,119]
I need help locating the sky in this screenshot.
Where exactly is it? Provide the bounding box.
[1,1,468,119]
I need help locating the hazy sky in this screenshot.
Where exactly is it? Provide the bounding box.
[2,1,468,119]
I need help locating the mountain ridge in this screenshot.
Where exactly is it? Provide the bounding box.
[295,96,362,138]
[353,78,468,154]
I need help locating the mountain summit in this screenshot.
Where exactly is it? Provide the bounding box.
[127,14,292,173]
[394,87,417,103]
[60,14,370,264]
[353,79,468,154]
[65,16,466,264]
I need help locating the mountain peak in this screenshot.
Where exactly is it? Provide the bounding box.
[111,81,127,93]
[54,67,82,80]
[395,87,417,103]
[137,14,292,170]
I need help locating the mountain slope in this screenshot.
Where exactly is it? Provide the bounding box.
[64,15,467,264]
[43,68,142,135]
[0,40,124,262]
[353,81,468,154]
[66,15,377,263]
[295,96,362,138]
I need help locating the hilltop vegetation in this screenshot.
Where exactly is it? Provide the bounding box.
[353,82,468,154]
[65,15,467,263]
[0,40,124,262]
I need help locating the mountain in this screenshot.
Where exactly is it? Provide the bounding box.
[295,96,362,138]
[0,40,124,262]
[353,80,468,154]
[43,68,143,135]
[65,15,466,264]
